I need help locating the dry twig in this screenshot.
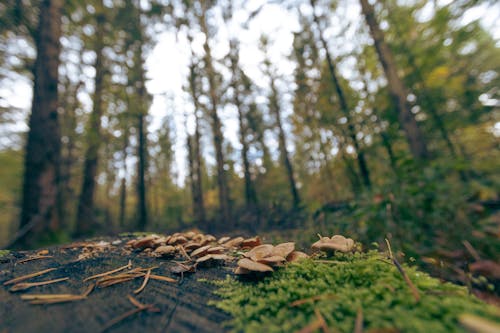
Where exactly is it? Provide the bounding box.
[290,294,336,307]
[385,239,420,302]
[314,308,331,333]
[354,307,363,333]
[18,255,53,264]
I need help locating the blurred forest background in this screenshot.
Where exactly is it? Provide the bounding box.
[0,0,498,274]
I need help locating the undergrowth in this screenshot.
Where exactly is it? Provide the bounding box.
[211,251,499,332]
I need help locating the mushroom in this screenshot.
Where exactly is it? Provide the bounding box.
[286,251,309,262]
[241,236,262,248]
[311,235,355,253]
[257,255,286,266]
[237,258,274,273]
[190,245,212,258]
[153,245,176,257]
[222,237,245,248]
[272,242,295,258]
[196,254,231,266]
[243,244,274,261]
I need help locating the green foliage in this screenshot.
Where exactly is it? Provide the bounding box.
[211,251,499,333]
[0,250,9,257]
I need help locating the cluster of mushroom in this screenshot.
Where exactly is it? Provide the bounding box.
[127,231,262,266]
[311,234,355,254]
[235,242,309,275]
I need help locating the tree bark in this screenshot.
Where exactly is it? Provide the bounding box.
[229,41,258,207]
[359,0,429,161]
[18,0,63,248]
[268,73,301,208]
[75,7,106,236]
[199,6,231,224]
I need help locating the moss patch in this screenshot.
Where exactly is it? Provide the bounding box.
[211,251,499,332]
[0,250,9,258]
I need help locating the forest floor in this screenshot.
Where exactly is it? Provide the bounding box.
[1,231,499,333]
[0,235,232,333]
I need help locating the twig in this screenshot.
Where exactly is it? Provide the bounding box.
[134,269,152,294]
[83,260,132,282]
[463,240,481,262]
[354,307,363,333]
[3,268,57,285]
[314,308,331,333]
[18,255,53,264]
[296,319,322,333]
[127,295,145,308]
[9,277,69,292]
[177,245,191,261]
[290,294,336,307]
[385,238,420,302]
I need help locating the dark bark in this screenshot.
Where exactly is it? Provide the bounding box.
[75,8,106,236]
[359,0,429,161]
[187,60,207,224]
[199,7,231,224]
[309,0,371,189]
[137,112,148,231]
[228,41,258,207]
[268,73,301,208]
[18,0,63,248]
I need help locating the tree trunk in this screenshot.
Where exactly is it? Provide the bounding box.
[359,0,429,161]
[229,41,258,207]
[268,75,301,208]
[187,60,207,224]
[199,7,231,224]
[18,0,63,248]
[310,0,371,189]
[75,7,106,236]
[137,111,148,231]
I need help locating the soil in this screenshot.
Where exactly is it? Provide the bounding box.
[0,236,232,333]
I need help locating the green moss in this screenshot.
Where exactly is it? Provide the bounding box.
[211,251,499,333]
[0,250,9,258]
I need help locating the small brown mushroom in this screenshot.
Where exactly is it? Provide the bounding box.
[132,235,159,249]
[218,236,231,244]
[196,254,231,266]
[207,246,225,254]
[241,236,262,248]
[222,237,245,248]
[311,235,355,253]
[153,245,176,257]
[237,258,273,273]
[272,242,295,258]
[257,255,286,266]
[286,251,309,262]
[190,245,212,258]
[243,244,274,261]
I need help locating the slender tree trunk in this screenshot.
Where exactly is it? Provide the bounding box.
[310,0,371,189]
[359,0,429,161]
[137,111,148,230]
[228,42,258,207]
[187,60,207,224]
[268,75,301,208]
[199,7,231,224]
[118,124,129,228]
[75,8,106,236]
[17,0,62,248]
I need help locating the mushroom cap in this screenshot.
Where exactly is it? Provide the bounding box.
[207,246,225,254]
[272,242,295,258]
[196,254,231,264]
[132,235,159,249]
[190,244,211,257]
[241,236,262,248]
[312,235,355,253]
[153,245,176,257]
[243,244,274,261]
[237,258,274,272]
[286,251,309,262]
[234,266,252,275]
[223,237,245,248]
[218,236,231,244]
[257,255,286,266]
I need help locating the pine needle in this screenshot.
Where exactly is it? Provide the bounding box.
[9,277,69,292]
[83,260,132,282]
[18,255,53,264]
[3,268,57,285]
[133,269,151,294]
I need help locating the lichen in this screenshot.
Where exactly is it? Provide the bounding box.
[210,251,499,333]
